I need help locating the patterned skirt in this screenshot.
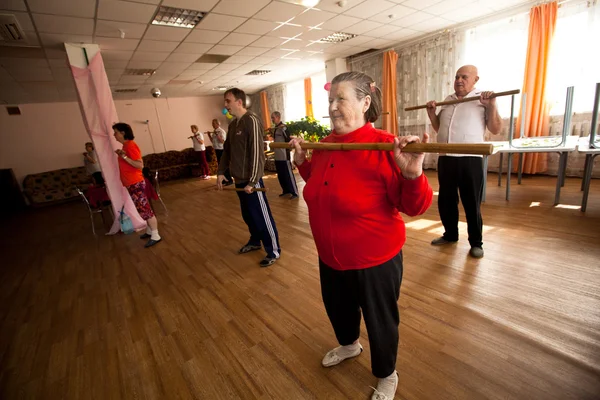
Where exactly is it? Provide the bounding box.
[126,180,154,220]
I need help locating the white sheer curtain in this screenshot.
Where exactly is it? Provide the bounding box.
[547,0,600,117]
[284,79,305,122]
[462,12,530,120]
[397,31,465,168]
[310,71,329,126]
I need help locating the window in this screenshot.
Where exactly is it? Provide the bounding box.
[310,71,330,126]
[283,71,329,126]
[283,79,305,122]
[547,3,600,115]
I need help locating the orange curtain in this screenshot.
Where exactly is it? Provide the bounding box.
[304,78,314,118]
[260,91,270,128]
[382,50,399,135]
[516,1,558,174]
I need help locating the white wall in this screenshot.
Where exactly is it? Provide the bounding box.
[0,95,226,186]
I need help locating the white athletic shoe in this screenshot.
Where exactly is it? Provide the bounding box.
[321,343,363,367]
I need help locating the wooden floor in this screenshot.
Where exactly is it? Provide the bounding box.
[1,171,600,400]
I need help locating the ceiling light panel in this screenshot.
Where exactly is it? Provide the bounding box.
[152,6,206,29]
[318,32,357,43]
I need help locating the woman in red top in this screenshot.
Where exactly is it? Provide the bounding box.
[113,123,162,248]
[291,72,433,400]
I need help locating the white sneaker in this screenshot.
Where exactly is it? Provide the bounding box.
[321,343,363,367]
[370,371,398,400]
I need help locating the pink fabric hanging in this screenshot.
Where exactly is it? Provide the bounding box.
[70,52,145,233]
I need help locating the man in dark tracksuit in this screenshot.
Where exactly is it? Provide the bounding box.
[218,88,281,267]
[270,111,298,199]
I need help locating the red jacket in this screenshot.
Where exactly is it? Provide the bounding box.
[297,123,433,270]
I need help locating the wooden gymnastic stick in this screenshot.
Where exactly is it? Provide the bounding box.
[269,142,494,156]
[404,89,520,111]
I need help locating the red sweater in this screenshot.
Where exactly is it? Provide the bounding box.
[297,123,433,270]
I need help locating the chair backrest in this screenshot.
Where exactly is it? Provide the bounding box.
[74,186,93,212]
[154,171,161,194]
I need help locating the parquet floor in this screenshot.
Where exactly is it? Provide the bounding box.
[1,171,599,400]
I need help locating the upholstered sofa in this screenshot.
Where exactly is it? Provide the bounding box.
[22,166,93,207]
[142,147,218,182]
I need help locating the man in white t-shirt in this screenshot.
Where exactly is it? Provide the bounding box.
[207,119,232,185]
[426,65,502,258]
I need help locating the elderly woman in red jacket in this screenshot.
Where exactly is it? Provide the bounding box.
[291,71,433,400]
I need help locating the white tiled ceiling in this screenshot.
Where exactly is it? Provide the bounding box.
[0,0,536,104]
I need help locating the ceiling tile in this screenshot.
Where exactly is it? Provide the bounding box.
[101,50,134,61]
[363,24,401,38]
[343,20,382,35]
[50,66,74,82]
[340,35,377,47]
[367,4,416,24]
[361,38,393,49]
[444,4,495,22]
[27,0,96,18]
[320,14,361,31]
[289,9,337,27]
[249,35,285,48]
[119,75,148,83]
[322,43,350,54]
[235,46,270,56]
[384,28,419,41]
[187,62,219,70]
[161,0,219,10]
[185,29,229,44]
[103,60,130,68]
[408,16,454,31]
[195,13,247,32]
[47,58,68,68]
[95,37,140,50]
[266,24,307,38]
[143,25,190,42]
[166,53,203,62]
[97,0,158,24]
[131,51,172,62]
[222,55,256,64]
[234,19,279,35]
[0,0,27,11]
[45,48,68,60]
[137,40,179,52]
[11,67,54,82]
[158,61,192,72]
[261,48,294,58]
[207,44,243,55]
[95,21,148,39]
[9,11,34,31]
[253,2,307,22]
[280,39,307,50]
[174,42,213,53]
[424,0,474,16]
[0,57,47,70]
[401,0,442,9]
[127,60,162,69]
[40,33,93,49]
[219,32,261,46]
[343,0,396,19]
[33,14,94,35]
[304,41,332,51]
[210,0,271,18]
[391,10,435,28]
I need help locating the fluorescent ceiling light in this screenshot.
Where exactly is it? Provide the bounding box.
[278,0,321,7]
[152,6,206,29]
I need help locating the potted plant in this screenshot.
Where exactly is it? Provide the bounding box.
[285,116,331,142]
